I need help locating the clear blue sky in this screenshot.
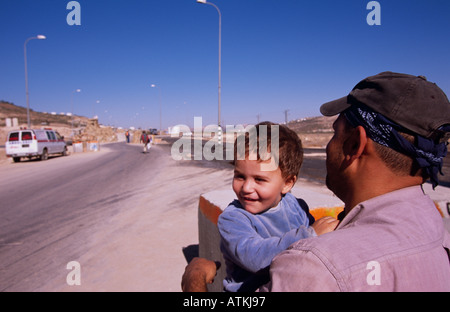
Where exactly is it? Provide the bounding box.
[1,0,450,130]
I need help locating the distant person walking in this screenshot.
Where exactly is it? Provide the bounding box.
[140,131,151,153]
[125,130,130,143]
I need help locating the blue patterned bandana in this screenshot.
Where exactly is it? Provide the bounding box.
[344,104,449,189]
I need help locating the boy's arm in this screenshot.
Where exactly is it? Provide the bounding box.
[218,210,315,273]
[311,217,339,235]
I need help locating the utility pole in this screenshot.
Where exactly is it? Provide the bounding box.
[284,109,289,124]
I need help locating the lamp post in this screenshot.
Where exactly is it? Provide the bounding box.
[151,84,162,135]
[71,89,81,136]
[24,35,46,129]
[196,0,222,132]
[94,100,100,119]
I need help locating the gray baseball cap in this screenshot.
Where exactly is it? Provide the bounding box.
[320,72,450,141]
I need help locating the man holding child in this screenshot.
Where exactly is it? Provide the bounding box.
[182,72,450,292]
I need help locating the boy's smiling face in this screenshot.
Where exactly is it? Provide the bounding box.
[232,158,295,214]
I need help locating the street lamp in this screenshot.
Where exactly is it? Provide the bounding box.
[151,84,162,135]
[71,89,81,136]
[196,0,222,130]
[94,100,100,119]
[24,35,46,128]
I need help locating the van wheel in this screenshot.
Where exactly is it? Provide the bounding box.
[41,148,48,161]
[62,146,68,156]
[13,157,21,163]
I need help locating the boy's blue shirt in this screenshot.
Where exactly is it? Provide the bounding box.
[217,192,316,292]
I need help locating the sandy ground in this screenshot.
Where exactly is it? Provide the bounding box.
[41,144,236,292]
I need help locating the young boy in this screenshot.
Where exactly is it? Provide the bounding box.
[217,122,338,292]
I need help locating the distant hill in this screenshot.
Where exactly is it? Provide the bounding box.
[0,100,89,128]
[0,100,337,147]
[287,115,337,134]
[0,101,120,145]
[286,115,337,148]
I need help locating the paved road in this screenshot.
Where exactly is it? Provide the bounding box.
[0,142,168,291]
[0,140,246,291]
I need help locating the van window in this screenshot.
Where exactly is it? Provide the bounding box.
[46,131,56,141]
[36,131,47,141]
[8,132,19,141]
[22,131,33,141]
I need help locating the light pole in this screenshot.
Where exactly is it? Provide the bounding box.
[24,35,46,128]
[196,0,222,131]
[151,84,162,135]
[94,100,100,119]
[71,89,81,136]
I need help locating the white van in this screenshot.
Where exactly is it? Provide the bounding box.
[5,129,68,162]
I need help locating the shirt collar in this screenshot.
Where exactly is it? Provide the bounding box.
[336,185,427,229]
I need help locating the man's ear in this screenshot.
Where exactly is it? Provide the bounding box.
[343,126,368,162]
[282,175,297,194]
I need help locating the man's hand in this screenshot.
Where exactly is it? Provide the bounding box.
[181,257,220,292]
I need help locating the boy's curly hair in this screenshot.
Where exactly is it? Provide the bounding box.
[233,121,303,179]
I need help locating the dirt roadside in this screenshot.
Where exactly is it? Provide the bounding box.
[34,144,235,292]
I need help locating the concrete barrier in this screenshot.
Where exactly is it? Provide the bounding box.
[87,141,99,152]
[197,182,450,292]
[72,141,100,153]
[72,142,83,153]
[198,190,233,292]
